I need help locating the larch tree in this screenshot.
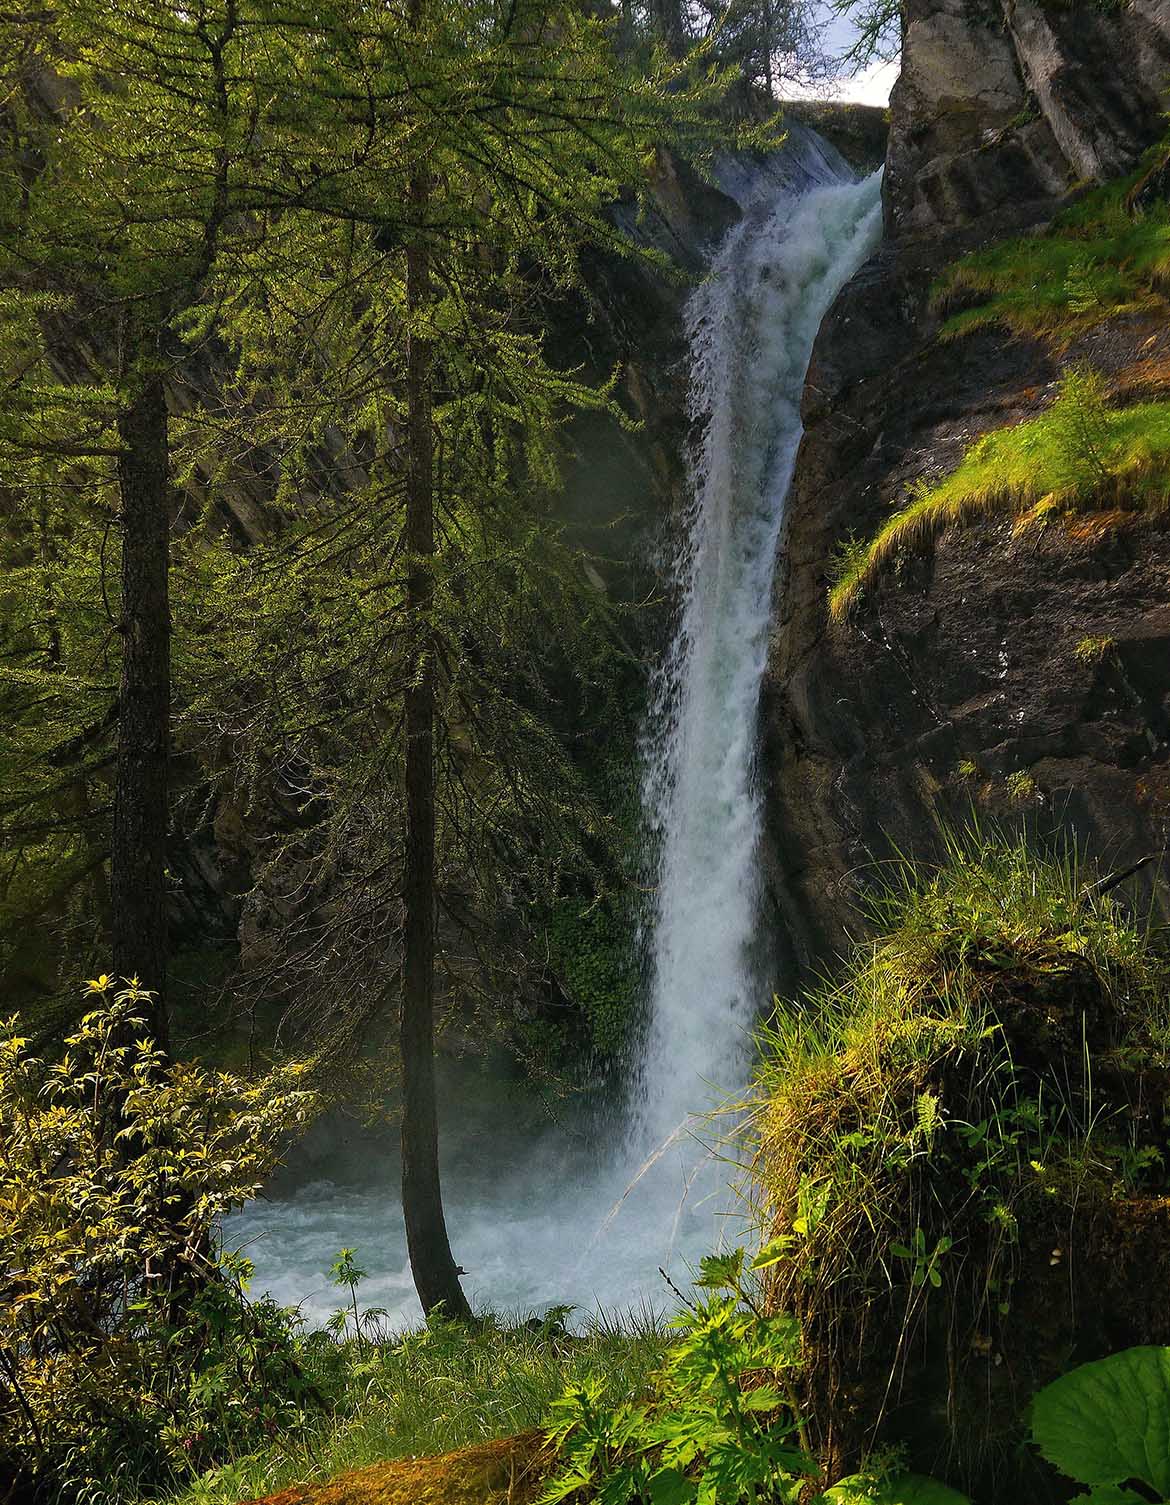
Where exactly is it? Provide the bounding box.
[182,0,749,1315]
[0,0,421,1036]
[1,0,761,1314]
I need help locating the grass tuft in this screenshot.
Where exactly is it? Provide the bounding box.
[930,145,1170,345]
[828,367,1170,621]
[748,827,1170,1486]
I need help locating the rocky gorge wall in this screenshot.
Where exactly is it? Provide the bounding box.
[764,0,1170,970]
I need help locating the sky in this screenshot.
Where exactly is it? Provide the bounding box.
[785,3,900,106]
[824,55,898,105]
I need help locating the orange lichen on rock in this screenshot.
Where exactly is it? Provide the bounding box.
[240,1432,551,1505]
[1063,507,1140,542]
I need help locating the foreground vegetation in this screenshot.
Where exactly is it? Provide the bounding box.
[752,829,1170,1495]
[167,1311,671,1505]
[6,836,1168,1504]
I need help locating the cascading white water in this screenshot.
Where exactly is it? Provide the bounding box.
[227,150,882,1330]
[634,165,884,1154]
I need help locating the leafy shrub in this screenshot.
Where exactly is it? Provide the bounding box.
[539,1247,814,1505]
[0,980,321,1503]
[539,1249,966,1505]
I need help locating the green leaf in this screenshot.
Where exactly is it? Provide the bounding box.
[1078,1489,1155,1503]
[1031,1346,1170,1494]
[647,1466,694,1505]
[694,1249,745,1290]
[750,1236,795,1271]
[818,1472,972,1505]
[739,1385,785,1412]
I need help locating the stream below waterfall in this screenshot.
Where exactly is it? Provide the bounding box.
[227,148,883,1331]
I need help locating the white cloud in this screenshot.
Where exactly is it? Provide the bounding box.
[778,56,899,109]
[833,58,899,107]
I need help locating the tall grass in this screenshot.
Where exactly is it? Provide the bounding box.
[828,368,1170,620]
[748,827,1170,1482]
[159,1309,672,1505]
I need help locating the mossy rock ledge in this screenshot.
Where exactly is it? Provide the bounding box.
[753,841,1170,1503]
[240,1433,549,1505]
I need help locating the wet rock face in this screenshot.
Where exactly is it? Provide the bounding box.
[887,0,1170,234]
[764,4,1170,972]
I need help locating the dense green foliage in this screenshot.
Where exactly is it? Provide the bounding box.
[750,829,1170,1489]
[539,1248,813,1505]
[0,983,320,1501]
[0,0,764,1064]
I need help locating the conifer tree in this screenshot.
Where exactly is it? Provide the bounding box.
[0,0,757,1313]
[181,0,745,1315]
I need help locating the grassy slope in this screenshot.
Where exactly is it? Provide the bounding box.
[828,144,1170,624]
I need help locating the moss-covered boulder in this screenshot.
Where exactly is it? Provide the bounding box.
[240,1433,549,1505]
[751,835,1170,1503]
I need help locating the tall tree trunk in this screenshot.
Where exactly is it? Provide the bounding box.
[399,72,472,1322]
[650,0,684,53]
[112,329,171,1048]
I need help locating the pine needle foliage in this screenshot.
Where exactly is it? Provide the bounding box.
[0,0,773,1036]
[828,367,1170,621]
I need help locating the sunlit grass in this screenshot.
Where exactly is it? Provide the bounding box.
[931,145,1170,344]
[828,368,1170,620]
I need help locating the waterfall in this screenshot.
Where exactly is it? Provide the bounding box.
[227,151,883,1330]
[634,163,884,1154]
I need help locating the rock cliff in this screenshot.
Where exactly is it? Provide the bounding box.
[764,0,1170,971]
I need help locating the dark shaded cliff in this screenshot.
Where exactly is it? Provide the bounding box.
[764,0,1170,970]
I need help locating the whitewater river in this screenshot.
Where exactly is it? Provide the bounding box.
[228,146,883,1330]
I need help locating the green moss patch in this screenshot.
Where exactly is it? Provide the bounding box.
[828,367,1170,621]
[932,142,1170,345]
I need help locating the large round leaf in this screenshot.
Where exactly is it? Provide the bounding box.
[1031,1346,1170,1495]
